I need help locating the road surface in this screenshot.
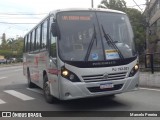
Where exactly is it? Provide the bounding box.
[0,66,160,120]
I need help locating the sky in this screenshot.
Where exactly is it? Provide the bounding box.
[0,0,146,39]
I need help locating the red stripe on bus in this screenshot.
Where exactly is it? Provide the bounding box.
[31,74,39,81]
[48,69,60,75]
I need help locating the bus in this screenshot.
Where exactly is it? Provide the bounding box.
[23,8,139,103]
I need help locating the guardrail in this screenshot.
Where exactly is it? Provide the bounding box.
[139,53,160,74]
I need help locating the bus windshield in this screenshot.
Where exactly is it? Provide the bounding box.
[57,11,136,62]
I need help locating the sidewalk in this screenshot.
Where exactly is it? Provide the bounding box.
[139,72,160,88]
[0,63,22,68]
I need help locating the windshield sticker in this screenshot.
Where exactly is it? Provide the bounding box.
[105,50,120,60]
[62,16,91,21]
[91,53,98,60]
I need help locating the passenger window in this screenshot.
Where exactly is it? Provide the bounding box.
[27,34,30,52]
[24,36,27,52]
[42,20,48,49]
[50,36,57,58]
[35,26,41,50]
[31,30,35,51]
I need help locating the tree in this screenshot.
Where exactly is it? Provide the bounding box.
[98,0,146,54]
[14,37,24,58]
[98,0,127,12]
[0,34,24,59]
[126,8,146,54]
[7,38,14,49]
[1,33,7,50]
[1,33,6,43]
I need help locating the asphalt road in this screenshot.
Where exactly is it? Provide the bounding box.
[0,65,160,120]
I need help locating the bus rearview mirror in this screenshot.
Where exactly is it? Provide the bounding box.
[51,23,57,37]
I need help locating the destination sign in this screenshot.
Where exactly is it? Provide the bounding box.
[62,16,91,21]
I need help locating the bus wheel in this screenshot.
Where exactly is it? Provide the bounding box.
[27,69,35,88]
[43,75,58,104]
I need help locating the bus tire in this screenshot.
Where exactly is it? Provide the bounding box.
[27,69,35,88]
[43,75,58,104]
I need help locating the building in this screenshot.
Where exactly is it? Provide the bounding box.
[146,0,160,53]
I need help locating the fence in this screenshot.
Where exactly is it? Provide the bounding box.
[139,53,160,74]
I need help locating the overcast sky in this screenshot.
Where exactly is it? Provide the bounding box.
[0,0,146,39]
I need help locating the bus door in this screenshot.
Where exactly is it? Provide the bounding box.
[47,19,59,98]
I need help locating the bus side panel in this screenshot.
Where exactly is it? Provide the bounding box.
[26,53,39,87]
[37,51,49,88]
[47,57,60,99]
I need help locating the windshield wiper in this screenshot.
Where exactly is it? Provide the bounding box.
[101,25,124,59]
[84,24,97,61]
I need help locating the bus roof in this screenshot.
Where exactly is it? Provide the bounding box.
[24,8,126,37]
[50,8,126,15]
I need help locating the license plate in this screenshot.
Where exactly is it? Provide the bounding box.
[100,83,114,89]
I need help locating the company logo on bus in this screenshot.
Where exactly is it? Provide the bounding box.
[104,73,108,80]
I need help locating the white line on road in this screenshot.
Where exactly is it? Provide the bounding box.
[140,87,160,92]
[0,99,6,104]
[0,77,7,80]
[4,90,35,101]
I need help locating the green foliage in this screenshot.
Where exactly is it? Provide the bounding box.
[126,8,146,54]
[148,35,158,43]
[98,0,146,54]
[0,35,24,59]
[98,0,127,12]
[0,50,12,59]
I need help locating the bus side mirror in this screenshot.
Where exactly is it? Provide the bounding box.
[51,23,57,37]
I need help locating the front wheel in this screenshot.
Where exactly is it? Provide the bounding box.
[43,75,59,104]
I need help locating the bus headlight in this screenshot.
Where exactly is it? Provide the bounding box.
[62,70,69,76]
[61,66,81,82]
[129,64,139,77]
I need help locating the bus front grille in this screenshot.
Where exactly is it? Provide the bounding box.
[82,72,127,83]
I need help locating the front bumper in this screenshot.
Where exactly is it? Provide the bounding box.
[59,72,139,100]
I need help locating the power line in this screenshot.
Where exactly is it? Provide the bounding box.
[0,22,37,24]
[127,2,156,8]
[0,17,42,19]
[127,4,146,8]
[0,12,47,15]
[132,0,143,12]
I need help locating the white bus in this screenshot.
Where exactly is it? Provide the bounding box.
[23,8,139,103]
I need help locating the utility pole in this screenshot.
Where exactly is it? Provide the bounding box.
[145,0,151,69]
[146,0,150,53]
[91,0,94,8]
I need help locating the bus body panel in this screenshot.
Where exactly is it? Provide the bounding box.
[47,60,60,99]
[24,50,60,98]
